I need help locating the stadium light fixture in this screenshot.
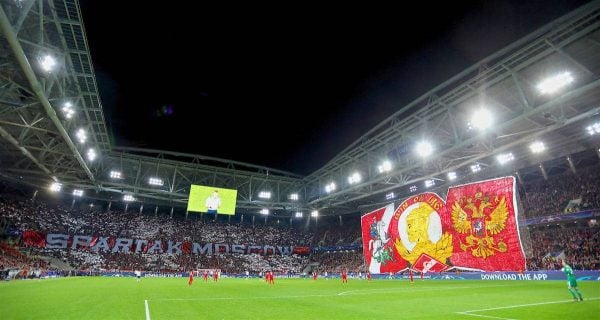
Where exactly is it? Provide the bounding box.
[471,164,482,173]
[260,208,269,215]
[73,189,84,197]
[416,141,433,157]
[425,179,435,188]
[49,182,62,192]
[39,54,56,72]
[123,195,135,202]
[529,141,546,153]
[62,102,75,119]
[469,109,493,130]
[409,185,417,193]
[289,193,299,201]
[110,171,122,179]
[586,122,600,135]
[325,182,336,193]
[258,191,271,199]
[537,71,574,95]
[497,152,515,165]
[295,211,303,218]
[378,160,392,173]
[385,192,395,200]
[347,172,361,184]
[148,177,164,186]
[75,128,87,144]
[311,210,319,217]
[447,172,457,180]
[86,148,97,161]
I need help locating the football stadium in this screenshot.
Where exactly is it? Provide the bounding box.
[1,1,600,319]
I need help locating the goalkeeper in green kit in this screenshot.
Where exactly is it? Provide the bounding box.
[561,260,583,302]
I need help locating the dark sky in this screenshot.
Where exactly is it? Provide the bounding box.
[79,1,590,175]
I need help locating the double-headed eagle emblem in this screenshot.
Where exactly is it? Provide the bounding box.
[451,192,508,259]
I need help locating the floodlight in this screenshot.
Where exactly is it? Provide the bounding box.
[258,191,271,199]
[123,195,135,202]
[385,192,395,200]
[537,72,574,95]
[586,122,600,135]
[311,210,319,217]
[76,128,87,143]
[409,185,417,192]
[260,209,269,215]
[40,54,56,72]
[529,141,546,153]
[148,177,164,186]
[110,171,122,179]
[425,179,435,188]
[87,148,96,161]
[348,172,361,184]
[289,193,299,201]
[295,211,303,218]
[497,153,515,165]
[471,164,481,173]
[416,141,433,157]
[61,102,75,119]
[73,189,84,197]
[469,109,493,130]
[378,160,392,173]
[325,182,336,193]
[49,182,62,192]
[447,172,457,180]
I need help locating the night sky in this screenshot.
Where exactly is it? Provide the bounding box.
[79,1,590,175]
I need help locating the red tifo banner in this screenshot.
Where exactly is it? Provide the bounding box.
[361,177,526,273]
[22,230,46,247]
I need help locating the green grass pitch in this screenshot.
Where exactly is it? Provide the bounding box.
[1,277,598,319]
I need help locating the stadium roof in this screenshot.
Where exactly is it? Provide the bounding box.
[0,0,599,217]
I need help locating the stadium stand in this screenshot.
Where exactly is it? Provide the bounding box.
[1,163,599,279]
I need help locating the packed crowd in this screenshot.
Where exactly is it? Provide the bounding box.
[0,199,313,247]
[527,226,599,271]
[520,166,600,217]
[0,198,318,274]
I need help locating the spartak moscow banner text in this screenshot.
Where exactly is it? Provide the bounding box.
[362,176,526,273]
[22,231,309,256]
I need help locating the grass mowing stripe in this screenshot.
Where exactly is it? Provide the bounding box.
[150,284,513,301]
[337,284,513,296]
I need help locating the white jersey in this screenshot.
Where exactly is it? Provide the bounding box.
[206,195,221,210]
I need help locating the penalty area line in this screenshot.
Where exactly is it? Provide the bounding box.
[456,296,600,320]
[456,312,516,320]
[145,299,151,320]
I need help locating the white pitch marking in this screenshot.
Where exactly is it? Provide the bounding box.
[461,296,600,313]
[456,311,516,320]
[457,296,600,320]
[145,299,151,320]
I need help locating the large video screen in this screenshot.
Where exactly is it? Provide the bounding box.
[187,185,238,215]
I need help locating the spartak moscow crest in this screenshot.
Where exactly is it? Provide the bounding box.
[451,191,508,259]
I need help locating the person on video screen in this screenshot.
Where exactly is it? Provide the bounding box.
[205,190,221,214]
